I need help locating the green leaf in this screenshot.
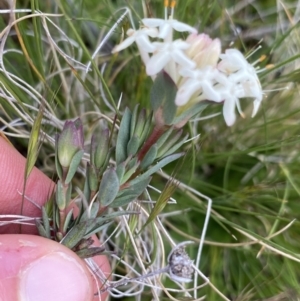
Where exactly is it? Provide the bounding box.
[121,161,140,184]
[172,102,208,126]
[150,71,177,125]
[55,135,63,180]
[61,221,88,249]
[134,108,146,137]
[141,180,178,232]
[161,134,189,158]
[98,168,120,206]
[65,150,84,184]
[56,180,66,210]
[116,162,126,181]
[156,127,173,149]
[157,129,183,158]
[87,163,99,192]
[140,144,158,170]
[85,221,113,237]
[76,247,106,259]
[127,135,140,156]
[41,206,50,238]
[139,110,153,145]
[110,178,151,208]
[80,201,100,221]
[130,152,184,186]
[63,208,74,233]
[130,104,140,137]
[35,220,48,238]
[116,108,132,164]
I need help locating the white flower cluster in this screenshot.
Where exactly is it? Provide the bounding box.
[112,16,263,126]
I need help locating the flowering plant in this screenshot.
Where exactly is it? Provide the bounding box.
[6,1,299,301]
[113,7,263,126]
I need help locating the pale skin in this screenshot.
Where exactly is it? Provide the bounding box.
[0,137,110,301]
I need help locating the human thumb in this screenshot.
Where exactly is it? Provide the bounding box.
[0,234,96,301]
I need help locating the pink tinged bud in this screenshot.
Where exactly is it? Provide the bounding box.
[57,118,84,168]
[186,33,221,68]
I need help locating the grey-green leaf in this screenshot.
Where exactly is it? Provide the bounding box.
[172,102,208,126]
[76,247,106,259]
[130,152,184,186]
[110,177,151,208]
[65,150,84,184]
[140,144,158,170]
[98,168,119,206]
[41,206,50,238]
[127,135,140,156]
[116,108,132,164]
[60,221,88,249]
[150,71,177,125]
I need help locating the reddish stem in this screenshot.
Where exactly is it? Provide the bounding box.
[137,124,166,162]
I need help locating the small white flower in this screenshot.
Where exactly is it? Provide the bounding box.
[142,18,197,40]
[146,40,196,76]
[216,49,263,124]
[112,27,158,53]
[175,67,223,106]
[213,78,261,126]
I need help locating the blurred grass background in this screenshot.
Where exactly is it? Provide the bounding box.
[1,0,300,300]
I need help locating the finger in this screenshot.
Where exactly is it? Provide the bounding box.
[0,234,95,301]
[0,138,111,299]
[0,136,55,233]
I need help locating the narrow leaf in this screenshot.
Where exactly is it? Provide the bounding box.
[98,168,120,206]
[150,71,177,125]
[41,206,50,238]
[65,150,84,184]
[116,108,131,164]
[76,247,106,259]
[130,152,184,186]
[61,221,88,249]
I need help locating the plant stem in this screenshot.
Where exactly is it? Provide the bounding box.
[137,124,166,162]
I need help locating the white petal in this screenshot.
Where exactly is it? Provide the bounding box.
[172,39,190,50]
[172,50,196,69]
[112,36,135,53]
[175,80,202,106]
[172,20,197,34]
[142,18,165,27]
[158,23,172,39]
[201,81,222,101]
[223,97,237,126]
[136,35,156,52]
[146,52,170,76]
[179,68,196,78]
[252,98,261,117]
[143,27,159,38]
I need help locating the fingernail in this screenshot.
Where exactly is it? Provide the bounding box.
[19,252,92,301]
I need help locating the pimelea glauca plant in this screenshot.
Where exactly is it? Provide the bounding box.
[34,1,265,299]
[6,0,300,300]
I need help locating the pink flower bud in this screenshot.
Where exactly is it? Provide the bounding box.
[185,33,221,68]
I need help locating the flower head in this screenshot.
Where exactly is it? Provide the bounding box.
[111,4,264,127]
